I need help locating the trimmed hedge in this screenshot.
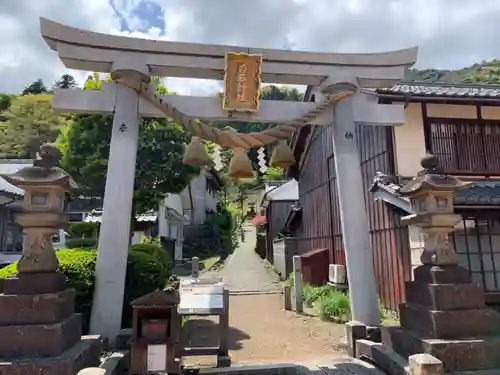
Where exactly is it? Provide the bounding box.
[66,238,97,249]
[0,248,168,332]
[129,243,171,271]
[68,222,99,238]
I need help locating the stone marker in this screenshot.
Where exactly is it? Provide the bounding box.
[408,354,443,375]
[192,256,200,279]
[77,369,106,375]
[292,256,303,313]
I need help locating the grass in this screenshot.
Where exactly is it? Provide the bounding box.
[200,256,221,271]
[288,274,401,324]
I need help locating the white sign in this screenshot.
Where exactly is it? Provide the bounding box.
[179,293,224,311]
[180,282,224,296]
[147,344,166,372]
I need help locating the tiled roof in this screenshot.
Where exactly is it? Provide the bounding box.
[377,83,500,99]
[0,160,33,196]
[454,181,500,205]
[372,173,500,207]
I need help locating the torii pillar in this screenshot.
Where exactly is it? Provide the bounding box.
[89,61,151,342]
[319,73,407,330]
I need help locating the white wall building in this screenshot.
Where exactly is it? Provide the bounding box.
[157,167,223,263]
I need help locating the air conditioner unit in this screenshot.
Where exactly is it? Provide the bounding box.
[329,264,347,285]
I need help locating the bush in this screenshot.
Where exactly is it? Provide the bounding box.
[66,238,97,249]
[68,222,99,238]
[302,284,333,307]
[0,247,169,331]
[183,225,227,259]
[129,243,171,271]
[316,291,351,322]
[121,250,168,327]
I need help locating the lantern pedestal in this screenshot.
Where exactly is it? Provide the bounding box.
[380,264,500,372]
[0,275,103,375]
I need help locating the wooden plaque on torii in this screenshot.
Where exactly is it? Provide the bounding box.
[222,52,263,113]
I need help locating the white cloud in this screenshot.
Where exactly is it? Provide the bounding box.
[2,0,500,95]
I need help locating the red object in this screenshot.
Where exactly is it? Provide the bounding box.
[251,215,267,225]
[300,248,330,285]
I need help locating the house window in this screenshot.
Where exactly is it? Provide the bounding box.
[427,119,500,175]
[450,217,500,292]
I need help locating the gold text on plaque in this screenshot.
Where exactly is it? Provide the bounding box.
[223,52,262,113]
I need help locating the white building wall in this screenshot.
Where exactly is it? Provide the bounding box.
[158,193,185,262]
[190,174,207,225]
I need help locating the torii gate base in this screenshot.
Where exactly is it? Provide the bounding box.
[40,17,418,344]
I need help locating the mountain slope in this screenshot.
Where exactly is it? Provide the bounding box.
[406,60,500,84]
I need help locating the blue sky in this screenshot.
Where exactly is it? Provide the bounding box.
[109,0,166,35]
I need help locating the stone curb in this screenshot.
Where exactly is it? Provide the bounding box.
[229,290,283,295]
[200,363,305,375]
[78,350,129,375]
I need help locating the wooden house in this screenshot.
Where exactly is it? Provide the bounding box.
[286,82,500,312]
[260,179,299,277]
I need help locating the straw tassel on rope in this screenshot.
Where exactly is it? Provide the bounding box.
[183,136,212,166]
[228,147,254,179]
[270,140,296,168]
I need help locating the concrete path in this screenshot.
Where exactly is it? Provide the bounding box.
[215,224,281,293]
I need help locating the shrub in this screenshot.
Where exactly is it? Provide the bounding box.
[0,247,169,331]
[302,284,333,307]
[68,222,99,238]
[316,290,351,322]
[129,243,171,271]
[66,238,97,249]
[121,250,168,327]
[183,225,226,259]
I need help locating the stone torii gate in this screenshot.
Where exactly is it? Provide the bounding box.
[40,17,418,341]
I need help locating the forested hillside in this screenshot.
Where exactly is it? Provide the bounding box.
[405,60,500,84]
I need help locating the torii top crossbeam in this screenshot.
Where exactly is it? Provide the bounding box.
[40,18,417,87]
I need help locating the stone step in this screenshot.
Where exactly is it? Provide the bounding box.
[0,335,102,375]
[399,303,500,339]
[405,281,485,311]
[382,325,500,372]
[0,288,75,325]
[0,313,82,359]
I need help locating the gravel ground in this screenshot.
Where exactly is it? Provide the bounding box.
[182,225,348,366]
[182,294,348,366]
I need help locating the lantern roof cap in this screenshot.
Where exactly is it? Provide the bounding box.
[0,143,78,191]
[399,154,472,196]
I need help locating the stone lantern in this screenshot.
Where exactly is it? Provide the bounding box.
[399,153,472,267]
[359,154,500,374]
[0,143,101,375]
[0,143,78,275]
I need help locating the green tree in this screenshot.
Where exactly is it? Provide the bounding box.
[67,72,198,213]
[22,79,48,95]
[0,94,71,157]
[0,93,13,111]
[83,73,103,90]
[54,74,77,90]
[60,114,199,214]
